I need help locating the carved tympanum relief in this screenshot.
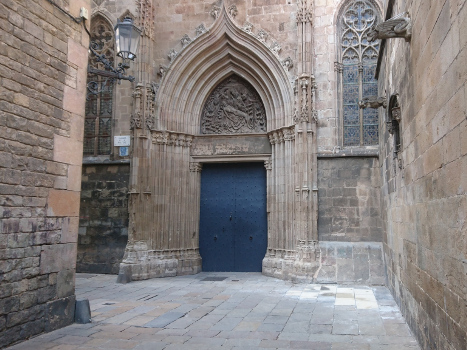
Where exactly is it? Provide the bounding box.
[201,76,267,134]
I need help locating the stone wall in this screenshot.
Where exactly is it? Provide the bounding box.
[0,0,89,347]
[379,0,467,349]
[77,163,130,274]
[318,156,383,242]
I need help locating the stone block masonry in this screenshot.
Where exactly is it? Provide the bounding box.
[77,164,130,274]
[318,157,383,242]
[379,0,467,348]
[0,0,90,347]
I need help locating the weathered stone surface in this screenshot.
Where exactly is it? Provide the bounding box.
[318,157,383,242]
[0,0,89,347]
[77,164,130,274]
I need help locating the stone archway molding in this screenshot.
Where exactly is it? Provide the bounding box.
[155,3,295,134]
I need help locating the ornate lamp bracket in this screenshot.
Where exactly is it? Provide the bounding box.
[83,17,140,100]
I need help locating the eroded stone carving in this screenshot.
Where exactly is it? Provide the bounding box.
[201,75,266,134]
[158,65,168,78]
[296,0,312,23]
[367,12,412,42]
[136,0,155,39]
[189,162,203,173]
[195,23,207,36]
[210,5,221,19]
[228,5,238,18]
[282,57,294,71]
[181,34,192,48]
[243,22,253,34]
[359,96,387,109]
[270,42,281,56]
[257,29,268,43]
[264,159,272,171]
[168,49,178,62]
[130,112,142,129]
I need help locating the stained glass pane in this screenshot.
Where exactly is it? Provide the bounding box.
[98,136,111,155]
[363,83,378,97]
[342,48,359,64]
[99,118,111,136]
[363,125,379,145]
[343,105,359,125]
[84,118,96,137]
[340,0,380,147]
[83,138,95,155]
[343,65,359,84]
[363,108,378,125]
[344,126,360,146]
[362,65,376,83]
[343,85,359,104]
[84,15,114,156]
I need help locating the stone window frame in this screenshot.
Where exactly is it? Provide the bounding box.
[335,0,382,148]
[84,14,116,157]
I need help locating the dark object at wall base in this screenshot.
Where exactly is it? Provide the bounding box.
[116,265,132,283]
[75,299,91,324]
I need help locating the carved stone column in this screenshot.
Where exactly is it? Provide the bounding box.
[262,0,319,282]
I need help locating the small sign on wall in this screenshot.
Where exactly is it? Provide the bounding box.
[114,135,131,147]
[119,146,129,157]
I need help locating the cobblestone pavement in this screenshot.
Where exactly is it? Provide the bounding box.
[9,273,420,350]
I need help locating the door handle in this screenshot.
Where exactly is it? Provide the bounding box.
[214,235,217,241]
[249,236,253,241]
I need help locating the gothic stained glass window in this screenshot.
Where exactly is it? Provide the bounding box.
[84,15,115,156]
[339,0,380,146]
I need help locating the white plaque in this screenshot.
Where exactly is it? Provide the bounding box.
[114,135,131,147]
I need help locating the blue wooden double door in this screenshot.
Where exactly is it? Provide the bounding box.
[199,162,267,272]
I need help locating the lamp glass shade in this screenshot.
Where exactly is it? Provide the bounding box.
[115,17,141,60]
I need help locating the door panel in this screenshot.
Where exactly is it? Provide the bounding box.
[199,163,267,272]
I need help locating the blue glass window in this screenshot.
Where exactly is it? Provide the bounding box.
[340,0,380,146]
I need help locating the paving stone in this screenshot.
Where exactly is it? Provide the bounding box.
[11,273,420,350]
[143,312,186,328]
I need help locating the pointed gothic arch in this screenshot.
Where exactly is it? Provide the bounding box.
[155,5,294,134]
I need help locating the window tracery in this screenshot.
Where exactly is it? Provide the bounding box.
[338,0,380,146]
[84,15,114,156]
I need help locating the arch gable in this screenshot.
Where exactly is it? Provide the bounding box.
[156,4,294,134]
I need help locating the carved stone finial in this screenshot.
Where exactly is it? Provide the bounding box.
[181,34,192,48]
[168,49,178,62]
[391,106,401,122]
[150,82,159,99]
[282,57,294,71]
[359,96,388,109]
[367,12,412,42]
[158,65,168,78]
[210,5,221,19]
[228,4,238,18]
[270,42,281,56]
[334,62,343,73]
[257,29,268,43]
[189,162,203,173]
[195,23,207,36]
[296,0,312,24]
[130,112,142,129]
[311,110,318,123]
[243,22,253,34]
[145,116,155,131]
